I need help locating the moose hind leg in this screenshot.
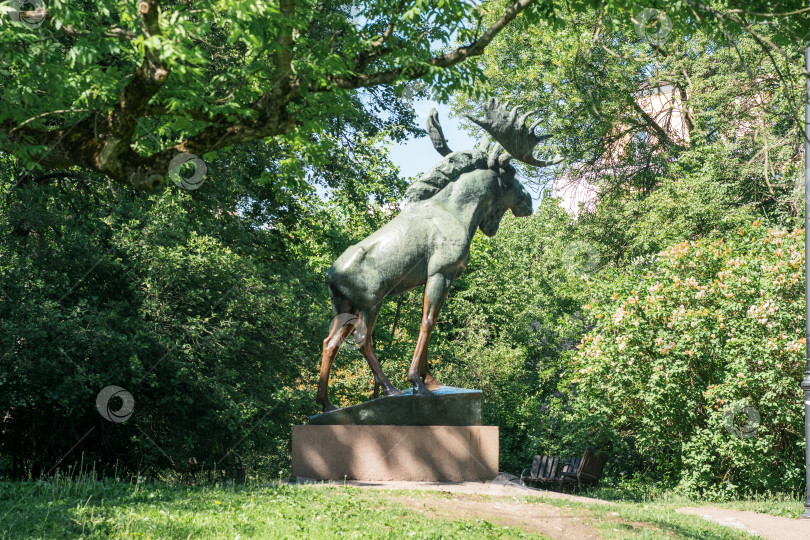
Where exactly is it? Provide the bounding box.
[407,272,453,394]
[317,313,355,412]
[356,308,402,398]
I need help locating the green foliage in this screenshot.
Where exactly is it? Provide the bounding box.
[2,0,809,500]
[573,161,758,266]
[0,175,310,476]
[443,9,809,496]
[0,119,406,478]
[457,5,807,245]
[1,1,807,187]
[566,220,806,496]
[0,0,533,187]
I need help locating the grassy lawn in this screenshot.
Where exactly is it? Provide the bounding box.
[0,476,801,539]
[1,478,544,540]
[580,484,805,519]
[510,493,756,539]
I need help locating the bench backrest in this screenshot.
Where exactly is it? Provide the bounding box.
[530,454,560,479]
[577,447,608,479]
[562,456,581,474]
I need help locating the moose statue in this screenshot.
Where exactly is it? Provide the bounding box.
[317,98,561,412]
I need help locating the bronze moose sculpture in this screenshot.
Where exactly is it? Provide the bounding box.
[317,98,561,412]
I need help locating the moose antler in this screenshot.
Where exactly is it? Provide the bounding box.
[427,108,452,157]
[466,98,562,168]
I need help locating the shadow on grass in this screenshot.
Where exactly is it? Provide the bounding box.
[1,479,552,539]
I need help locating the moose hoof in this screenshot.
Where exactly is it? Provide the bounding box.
[382,387,404,397]
[320,403,339,413]
[410,381,434,396]
[422,373,443,391]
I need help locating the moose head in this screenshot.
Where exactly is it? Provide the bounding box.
[421,98,559,237]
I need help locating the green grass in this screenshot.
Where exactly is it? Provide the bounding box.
[1,475,802,539]
[0,477,547,539]
[578,484,804,519]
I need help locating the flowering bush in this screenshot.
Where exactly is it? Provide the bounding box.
[568,220,806,495]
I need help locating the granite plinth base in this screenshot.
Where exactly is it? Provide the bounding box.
[291,425,499,482]
[309,386,482,426]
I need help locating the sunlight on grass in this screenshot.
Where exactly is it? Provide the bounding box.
[0,477,548,539]
[3,473,805,539]
[581,484,804,519]
[399,490,758,540]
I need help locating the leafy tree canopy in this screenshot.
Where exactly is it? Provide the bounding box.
[0,0,807,190]
[456,2,808,265]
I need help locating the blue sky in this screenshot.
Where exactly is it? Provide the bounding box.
[387,101,477,179]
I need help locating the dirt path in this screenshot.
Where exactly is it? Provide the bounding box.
[295,475,610,505]
[295,476,642,539]
[294,476,810,539]
[676,506,810,540]
[388,492,603,539]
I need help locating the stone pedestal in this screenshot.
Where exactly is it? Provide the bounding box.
[291,424,498,482]
[293,386,499,482]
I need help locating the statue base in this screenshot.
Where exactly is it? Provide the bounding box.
[291,424,498,482]
[308,386,482,426]
[295,386,497,481]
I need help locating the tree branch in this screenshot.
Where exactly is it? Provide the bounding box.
[326,0,538,90]
[630,99,678,149]
[60,25,139,41]
[95,1,169,187]
[355,0,407,69]
[0,0,541,191]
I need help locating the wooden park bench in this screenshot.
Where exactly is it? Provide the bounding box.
[520,448,608,490]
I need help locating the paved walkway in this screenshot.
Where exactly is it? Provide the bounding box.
[676,506,810,540]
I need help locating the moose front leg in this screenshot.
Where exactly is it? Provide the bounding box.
[418,347,443,391]
[407,272,453,395]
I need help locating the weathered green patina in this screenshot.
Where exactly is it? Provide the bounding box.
[317,99,561,412]
[309,386,482,426]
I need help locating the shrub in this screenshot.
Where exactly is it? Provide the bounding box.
[567,220,806,495]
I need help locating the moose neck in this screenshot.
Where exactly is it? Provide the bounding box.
[435,168,505,238]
